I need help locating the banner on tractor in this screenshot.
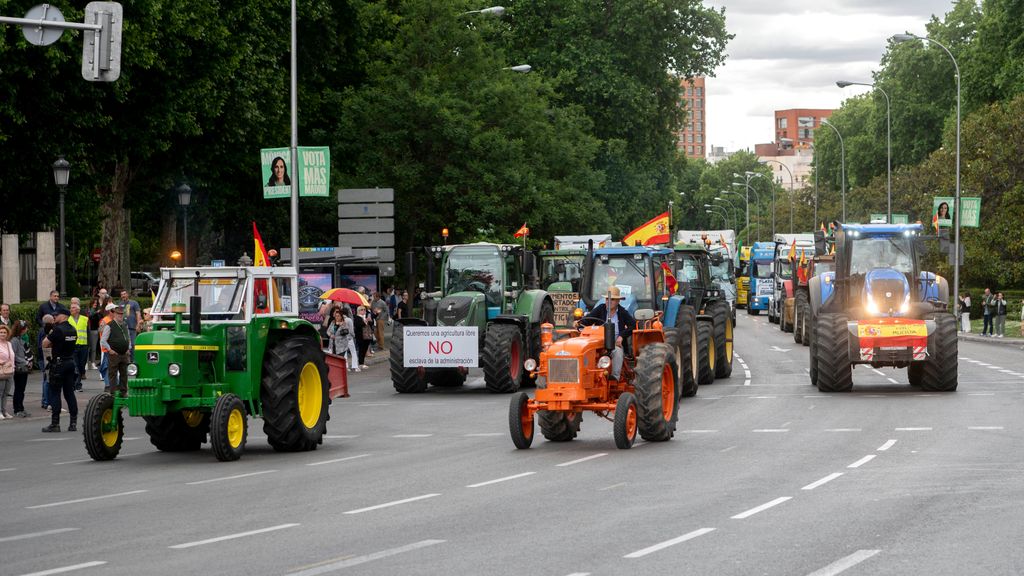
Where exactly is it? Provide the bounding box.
[403,326,479,367]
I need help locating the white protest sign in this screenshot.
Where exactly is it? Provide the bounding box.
[403,326,479,368]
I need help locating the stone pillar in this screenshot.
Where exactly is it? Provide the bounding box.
[1,234,19,305]
[36,231,57,301]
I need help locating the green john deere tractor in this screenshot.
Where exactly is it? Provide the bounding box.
[83,266,334,462]
[391,243,554,394]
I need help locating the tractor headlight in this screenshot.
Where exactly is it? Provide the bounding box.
[597,356,612,370]
[168,363,181,377]
[899,295,911,314]
[865,299,879,315]
[126,363,138,377]
[524,359,538,372]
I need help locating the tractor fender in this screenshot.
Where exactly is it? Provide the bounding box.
[512,289,553,323]
[918,272,948,305]
[266,318,322,351]
[662,295,685,328]
[808,275,822,317]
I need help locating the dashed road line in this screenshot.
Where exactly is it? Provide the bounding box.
[467,472,536,488]
[877,439,897,451]
[52,459,92,466]
[18,561,107,576]
[895,427,932,431]
[732,497,791,519]
[753,429,788,433]
[802,473,844,491]
[744,370,752,378]
[968,426,1004,430]
[344,494,441,515]
[751,396,777,399]
[976,362,991,366]
[26,490,148,509]
[556,453,607,467]
[886,378,899,384]
[968,393,995,396]
[805,549,881,576]
[306,454,371,467]
[0,467,16,472]
[285,540,446,576]
[185,470,278,485]
[623,528,716,558]
[26,437,72,442]
[0,527,79,544]
[169,523,299,549]
[848,455,876,468]
[598,482,627,491]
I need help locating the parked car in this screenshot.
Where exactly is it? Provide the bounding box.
[131,271,160,295]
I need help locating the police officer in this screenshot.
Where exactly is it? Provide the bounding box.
[42,305,79,433]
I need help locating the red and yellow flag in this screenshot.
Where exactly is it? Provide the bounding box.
[513,223,529,238]
[253,222,271,267]
[788,239,796,261]
[932,213,940,234]
[660,261,678,295]
[623,211,670,246]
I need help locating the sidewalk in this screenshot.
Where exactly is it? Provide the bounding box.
[958,332,1024,350]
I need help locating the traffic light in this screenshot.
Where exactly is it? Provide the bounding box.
[81,2,123,82]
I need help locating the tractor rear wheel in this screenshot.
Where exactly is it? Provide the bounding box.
[261,335,329,452]
[391,325,427,393]
[613,392,638,449]
[696,321,716,385]
[808,313,819,386]
[634,343,679,442]
[144,410,209,452]
[672,305,698,398]
[210,393,247,462]
[508,392,534,449]
[483,323,524,393]
[710,301,733,378]
[920,312,958,392]
[908,362,924,387]
[429,368,466,388]
[815,313,852,392]
[83,393,123,461]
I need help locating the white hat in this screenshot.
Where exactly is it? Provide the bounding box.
[105,302,124,312]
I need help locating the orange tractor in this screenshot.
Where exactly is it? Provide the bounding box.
[509,309,679,449]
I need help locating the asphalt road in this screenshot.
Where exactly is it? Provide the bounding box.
[2,316,1023,576]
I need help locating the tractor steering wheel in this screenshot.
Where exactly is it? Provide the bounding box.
[577,316,605,327]
[467,281,489,294]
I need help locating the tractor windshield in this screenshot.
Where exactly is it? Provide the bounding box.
[849,235,914,275]
[591,255,652,308]
[776,259,793,279]
[710,259,732,283]
[153,277,246,317]
[445,246,504,308]
[677,256,702,283]
[540,253,584,291]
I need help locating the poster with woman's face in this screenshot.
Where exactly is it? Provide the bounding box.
[932,196,953,227]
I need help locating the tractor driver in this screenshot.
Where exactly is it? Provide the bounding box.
[585,286,635,380]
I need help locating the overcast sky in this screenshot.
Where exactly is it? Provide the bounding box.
[703,0,958,152]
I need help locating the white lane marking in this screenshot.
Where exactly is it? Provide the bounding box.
[26,438,72,442]
[825,428,862,432]
[877,439,897,451]
[0,467,16,472]
[987,366,1002,370]
[464,432,504,437]
[169,523,299,549]
[802,473,844,490]
[999,369,1015,373]
[968,393,995,396]
[886,378,899,384]
[872,369,886,376]
[744,370,752,378]
[344,494,441,515]
[564,573,591,576]
[681,429,718,434]
[805,549,881,576]
[26,490,148,509]
[392,434,434,438]
[556,453,607,467]
[732,497,792,519]
[122,436,141,441]
[720,445,737,452]
[895,427,932,431]
[915,394,936,397]
[848,455,876,468]
[623,528,716,558]
[185,470,278,485]
[0,527,79,543]
[52,459,94,466]
[356,402,393,406]
[968,426,1004,430]
[697,396,722,399]
[599,482,627,491]
[17,561,107,576]
[753,429,789,433]
[285,540,446,576]
[466,472,536,488]
[306,454,371,467]
[751,396,777,399]
[744,379,751,386]
[976,362,991,366]
[323,435,360,439]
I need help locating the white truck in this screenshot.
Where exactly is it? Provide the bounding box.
[769,233,816,329]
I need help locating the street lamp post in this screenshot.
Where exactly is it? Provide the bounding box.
[892,31,962,315]
[704,209,725,229]
[52,156,70,295]
[722,189,749,242]
[762,159,795,233]
[820,118,846,222]
[177,183,192,267]
[732,172,762,241]
[668,200,675,244]
[712,197,737,231]
[837,80,891,221]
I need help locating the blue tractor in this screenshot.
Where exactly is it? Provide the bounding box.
[806,223,957,392]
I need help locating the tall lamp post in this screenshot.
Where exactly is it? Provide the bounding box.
[837,80,891,221]
[711,197,738,231]
[891,31,961,314]
[762,159,795,233]
[177,183,192,267]
[52,156,70,295]
[722,189,750,243]
[732,171,762,241]
[704,209,726,229]
[820,118,847,222]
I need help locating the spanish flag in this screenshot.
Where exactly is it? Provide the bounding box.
[932,213,939,234]
[788,239,797,261]
[252,222,274,313]
[797,249,808,283]
[660,261,678,294]
[253,222,271,267]
[513,223,529,238]
[623,211,670,246]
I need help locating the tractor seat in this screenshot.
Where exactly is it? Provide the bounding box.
[634,308,656,321]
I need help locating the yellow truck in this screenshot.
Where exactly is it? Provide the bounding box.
[737,246,751,308]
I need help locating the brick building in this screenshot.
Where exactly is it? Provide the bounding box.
[676,77,706,159]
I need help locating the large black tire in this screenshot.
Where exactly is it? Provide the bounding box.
[536,378,582,441]
[908,362,924,387]
[390,325,427,393]
[808,313,819,386]
[794,291,809,344]
[83,393,123,461]
[261,335,329,452]
[696,320,716,385]
[509,392,534,449]
[634,343,679,442]
[920,312,958,392]
[672,305,699,398]
[613,392,638,449]
[483,323,524,393]
[143,410,209,452]
[815,313,852,392]
[210,393,247,462]
[429,368,466,388]
[710,301,733,379]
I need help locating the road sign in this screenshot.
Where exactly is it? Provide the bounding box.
[338,204,394,218]
[339,188,394,203]
[81,2,123,82]
[211,259,225,267]
[23,4,64,45]
[338,233,394,247]
[338,218,395,233]
[892,213,909,224]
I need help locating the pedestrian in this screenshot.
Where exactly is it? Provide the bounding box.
[386,286,397,319]
[87,296,104,369]
[0,324,15,419]
[100,302,131,396]
[35,289,62,381]
[0,302,11,327]
[97,304,111,390]
[959,292,971,333]
[10,320,31,418]
[982,288,995,336]
[326,307,359,372]
[69,302,89,392]
[371,291,388,352]
[353,306,371,370]
[994,292,1007,338]
[38,314,54,411]
[140,308,154,333]
[118,289,143,357]
[41,305,78,433]
[396,291,410,320]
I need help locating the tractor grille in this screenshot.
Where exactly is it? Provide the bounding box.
[547,358,580,384]
[437,296,473,326]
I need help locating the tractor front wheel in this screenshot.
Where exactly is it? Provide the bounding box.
[815,313,852,392]
[710,301,733,378]
[696,321,716,385]
[613,392,638,449]
[83,393,123,461]
[144,410,208,452]
[673,306,698,398]
[634,343,679,442]
[210,393,247,462]
[261,335,329,452]
[509,392,534,449]
[391,325,427,393]
[921,313,958,392]
[483,324,524,393]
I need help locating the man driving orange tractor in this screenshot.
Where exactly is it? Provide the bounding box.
[584,286,636,380]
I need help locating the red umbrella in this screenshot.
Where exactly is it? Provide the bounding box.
[320,288,370,307]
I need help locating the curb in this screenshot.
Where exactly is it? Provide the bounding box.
[958,333,1024,349]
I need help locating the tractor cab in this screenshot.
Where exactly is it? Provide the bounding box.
[582,246,674,315]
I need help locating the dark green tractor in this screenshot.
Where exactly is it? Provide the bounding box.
[672,243,734,384]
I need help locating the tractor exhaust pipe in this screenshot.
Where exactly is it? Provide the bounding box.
[581,239,596,309]
[604,319,615,351]
[190,271,202,335]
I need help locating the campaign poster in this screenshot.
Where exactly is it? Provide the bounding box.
[261,147,292,199]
